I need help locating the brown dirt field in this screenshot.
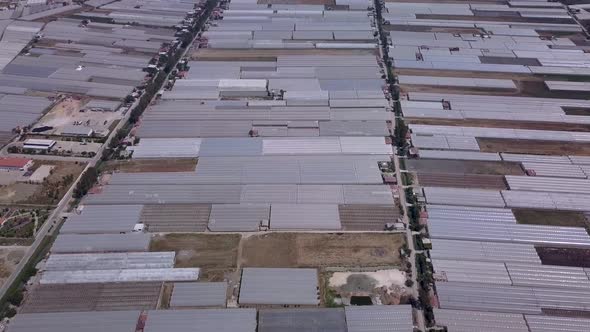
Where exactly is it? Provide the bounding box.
[416,172,507,190]
[478,138,590,156]
[150,234,240,269]
[406,117,590,132]
[192,49,377,61]
[400,85,518,96]
[536,247,590,268]
[0,247,26,287]
[240,233,405,268]
[396,68,534,81]
[541,308,590,319]
[415,13,572,25]
[406,159,525,176]
[513,209,589,228]
[159,282,173,309]
[0,184,38,205]
[101,159,197,173]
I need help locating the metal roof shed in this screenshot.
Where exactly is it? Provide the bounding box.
[433,309,529,332]
[258,308,346,332]
[44,252,175,271]
[51,233,151,253]
[170,282,227,308]
[40,268,200,284]
[239,268,319,305]
[7,310,140,332]
[60,205,143,234]
[144,309,257,332]
[345,305,413,332]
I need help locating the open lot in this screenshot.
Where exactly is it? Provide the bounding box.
[240,233,405,268]
[101,158,197,173]
[0,247,26,287]
[150,233,240,270]
[0,184,39,205]
[406,159,524,176]
[478,138,590,156]
[513,209,589,228]
[34,96,122,137]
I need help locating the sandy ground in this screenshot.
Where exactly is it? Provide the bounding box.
[330,269,406,289]
[0,184,38,205]
[53,141,102,155]
[328,269,409,305]
[0,171,26,186]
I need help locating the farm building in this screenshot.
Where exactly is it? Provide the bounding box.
[0,157,32,171]
[23,138,56,151]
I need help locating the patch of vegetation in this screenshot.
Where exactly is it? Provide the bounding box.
[73,167,98,199]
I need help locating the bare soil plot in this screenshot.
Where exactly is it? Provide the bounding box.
[536,247,590,268]
[0,247,26,287]
[339,204,400,231]
[513,209,588,228]
[22,282,162,313]
[0,184,38,205]
[241,233,405,268]
[416,172,507,189]
[150,234,240,270]
[101,159,197,173]
[406,117,590,132]
[541,308,590,319]
[478,138,590,156]
[406,159,524,176]
[140,204,210,232]
[400,85,519,97]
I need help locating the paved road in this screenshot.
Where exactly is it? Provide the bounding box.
[0,97,136,299]
[373,3,426,330]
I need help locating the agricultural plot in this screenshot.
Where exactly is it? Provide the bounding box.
[150,234,240,270]
[22,282,162,313]
[240,233,405,268]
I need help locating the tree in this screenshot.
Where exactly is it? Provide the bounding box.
[73,167,98,199]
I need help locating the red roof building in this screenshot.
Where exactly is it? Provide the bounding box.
[0,158,33,171]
